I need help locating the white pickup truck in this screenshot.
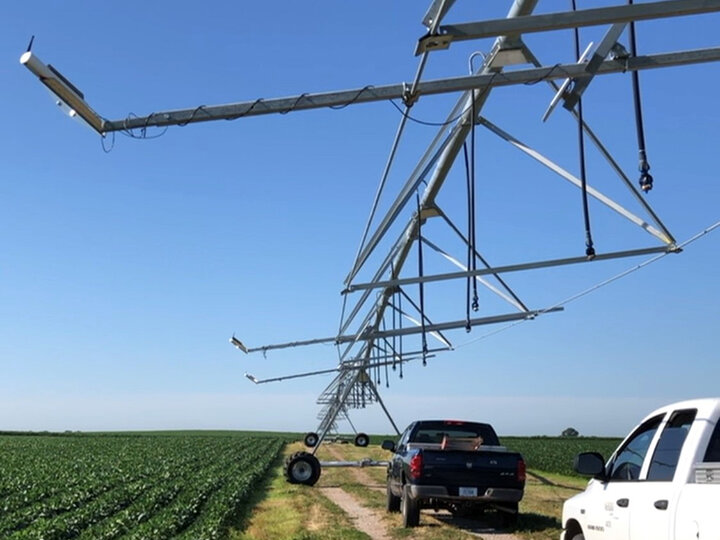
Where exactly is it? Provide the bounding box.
[561,398,720,540]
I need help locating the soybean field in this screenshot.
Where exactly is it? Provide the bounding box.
[502,436,622,476]
[0,432,285,539]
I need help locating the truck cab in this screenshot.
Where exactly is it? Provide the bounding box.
[561,398,720,540]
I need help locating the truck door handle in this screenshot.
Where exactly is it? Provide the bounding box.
[616,498,629,508]
[654,500,668,510]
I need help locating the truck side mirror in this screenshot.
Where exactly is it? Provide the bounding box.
[574,452,607,479]
[381,440,396,452]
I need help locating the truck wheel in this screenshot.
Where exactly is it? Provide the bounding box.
[401,484,420,527]
[284,451,321,486]
[354,433,369,447]
[386,481,400,512]
[303,432,319,448]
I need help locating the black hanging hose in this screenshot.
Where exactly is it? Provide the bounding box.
[469,94,478,310]
[463,143,472,331]
[572,0,596,259]
[398,288,403,379]
[463,91,480,331]
[628,0,653,192]
[391,282,397,372]
[416,193,428,366]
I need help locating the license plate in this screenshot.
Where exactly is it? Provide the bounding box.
[459,487,477,497]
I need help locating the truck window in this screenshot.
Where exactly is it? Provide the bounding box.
[398,425,414,448]
[608,415,663,481]
[703,420,720,462]
[647,409,696,481]
[409,421,500,446]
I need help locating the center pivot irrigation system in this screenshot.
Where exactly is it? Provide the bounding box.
[22,0,720,485]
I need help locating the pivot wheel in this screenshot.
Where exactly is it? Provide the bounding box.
[284,451,321,486]
[303,432,319,448]
[354,432,369,447]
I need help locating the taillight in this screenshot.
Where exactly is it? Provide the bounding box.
[410,452,423,479]
[517,459,526,482]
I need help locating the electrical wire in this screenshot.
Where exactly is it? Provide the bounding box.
[109,63,576,144]
[329,86,376,110]
[101,130,115,153]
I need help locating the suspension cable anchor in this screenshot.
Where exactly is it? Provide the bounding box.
[402,82,419,108]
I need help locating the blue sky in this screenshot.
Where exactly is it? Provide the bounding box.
[2,1,718,437]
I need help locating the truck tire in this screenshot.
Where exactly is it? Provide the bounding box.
[386,481,400,512]
[284,451,321,486]
[303,432,319,448]
[401,484,420,527]
[354,433,369,447]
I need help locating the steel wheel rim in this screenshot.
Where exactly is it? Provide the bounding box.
[291,461,313,482]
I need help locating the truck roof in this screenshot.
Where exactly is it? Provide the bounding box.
[639,398,720,425]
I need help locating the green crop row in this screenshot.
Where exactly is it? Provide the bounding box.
[0,434,283,539]
[501,436,622,476]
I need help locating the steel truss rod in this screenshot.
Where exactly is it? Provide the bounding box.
[99,48,720,133]
[416,0,720,54]
[520,47,677,245]
[344,2,540,330]
[393,287,453,348]
[344,245,674,294]
[477,117,673,244]
[237,308,557,356]
[435,207,529,311]
[372,308,563,338]
[351,0,449,271]
[340,228,407,337]
[340,46,714,287]
[313,0,542,446]
[244,352,444,385]
[365,378,401,435]
[421,236,527,312]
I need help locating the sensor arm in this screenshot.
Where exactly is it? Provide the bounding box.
[20,52,106,134]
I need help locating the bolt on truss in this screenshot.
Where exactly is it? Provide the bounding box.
[22,0,720,449]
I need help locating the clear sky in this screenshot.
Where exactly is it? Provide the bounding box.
[2,1,718,437]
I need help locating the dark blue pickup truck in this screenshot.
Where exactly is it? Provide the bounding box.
[382,419,525,527]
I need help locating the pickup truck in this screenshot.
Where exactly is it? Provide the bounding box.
[561,398,720,540]
[382,419,525,527]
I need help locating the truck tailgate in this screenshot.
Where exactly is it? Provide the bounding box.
[419,449,523,492]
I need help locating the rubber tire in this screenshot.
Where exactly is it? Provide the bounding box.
[386,481,401,513]
[354,432,369,447]
[401,484,420,527]
[303,432,319,448]
[570,535,585,540]
[284,451,321,486]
